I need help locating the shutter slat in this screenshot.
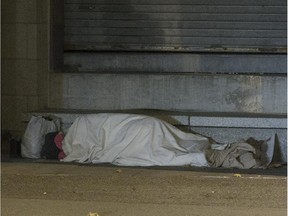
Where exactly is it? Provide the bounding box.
[65,28,286,38]
[65,36,285,46]
[65,5,286,14]
[65,20,286,30]
[65,0,286,6]
[64,12,286,22]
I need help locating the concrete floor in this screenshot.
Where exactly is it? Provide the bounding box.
[1,162,287,216]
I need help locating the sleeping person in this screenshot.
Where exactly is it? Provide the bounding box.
[41,113,277,169]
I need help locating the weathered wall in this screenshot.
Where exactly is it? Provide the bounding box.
[49,73,286,113]
[1,0,49,137]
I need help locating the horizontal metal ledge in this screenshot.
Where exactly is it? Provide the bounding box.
[65,0,286,6]
[65,20,287,30]
[64,52,287,73]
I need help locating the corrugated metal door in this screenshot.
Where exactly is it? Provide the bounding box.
[64,0,286,53]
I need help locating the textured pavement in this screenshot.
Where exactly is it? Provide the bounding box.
[1,162,287,216]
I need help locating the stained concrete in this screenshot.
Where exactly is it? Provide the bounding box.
[49,73,287,113]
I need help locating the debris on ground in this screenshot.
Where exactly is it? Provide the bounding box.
[87,212,99,216]
[116,169,122,173]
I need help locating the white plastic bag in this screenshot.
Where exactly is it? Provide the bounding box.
[21,116,60,159]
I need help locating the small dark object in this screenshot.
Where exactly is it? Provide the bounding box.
[10,138,21,158]
[41,131,60,159]
[1,131,22,158]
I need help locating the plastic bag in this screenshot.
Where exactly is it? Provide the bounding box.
[21,116,60,159]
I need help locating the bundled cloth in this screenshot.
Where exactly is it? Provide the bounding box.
[205,138,275,169]
[61,113,279,168]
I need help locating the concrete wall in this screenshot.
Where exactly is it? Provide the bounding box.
[1,0,49,137]
[49,73,286,113]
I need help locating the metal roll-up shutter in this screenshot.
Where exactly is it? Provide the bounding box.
[64,0,287,53]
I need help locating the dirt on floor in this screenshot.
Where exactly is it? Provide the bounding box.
[1,162,287,216]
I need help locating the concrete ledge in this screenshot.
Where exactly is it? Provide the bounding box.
[23,109,286,129]
[189,116,286,129]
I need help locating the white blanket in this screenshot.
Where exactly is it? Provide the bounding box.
[62,114,211,166]
[61,113,277,168]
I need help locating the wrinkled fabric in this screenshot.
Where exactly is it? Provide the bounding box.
[61,113,211,167]
[205,142,258,169]
[61,113,277,169]
[246,137,274,167]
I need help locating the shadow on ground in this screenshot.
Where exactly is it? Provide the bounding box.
[2,157,287,176]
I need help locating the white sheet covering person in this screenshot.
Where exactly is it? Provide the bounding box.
[61,113,277,168]
[61,113,212,166]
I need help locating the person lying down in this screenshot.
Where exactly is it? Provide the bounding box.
[41,113,277,169]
